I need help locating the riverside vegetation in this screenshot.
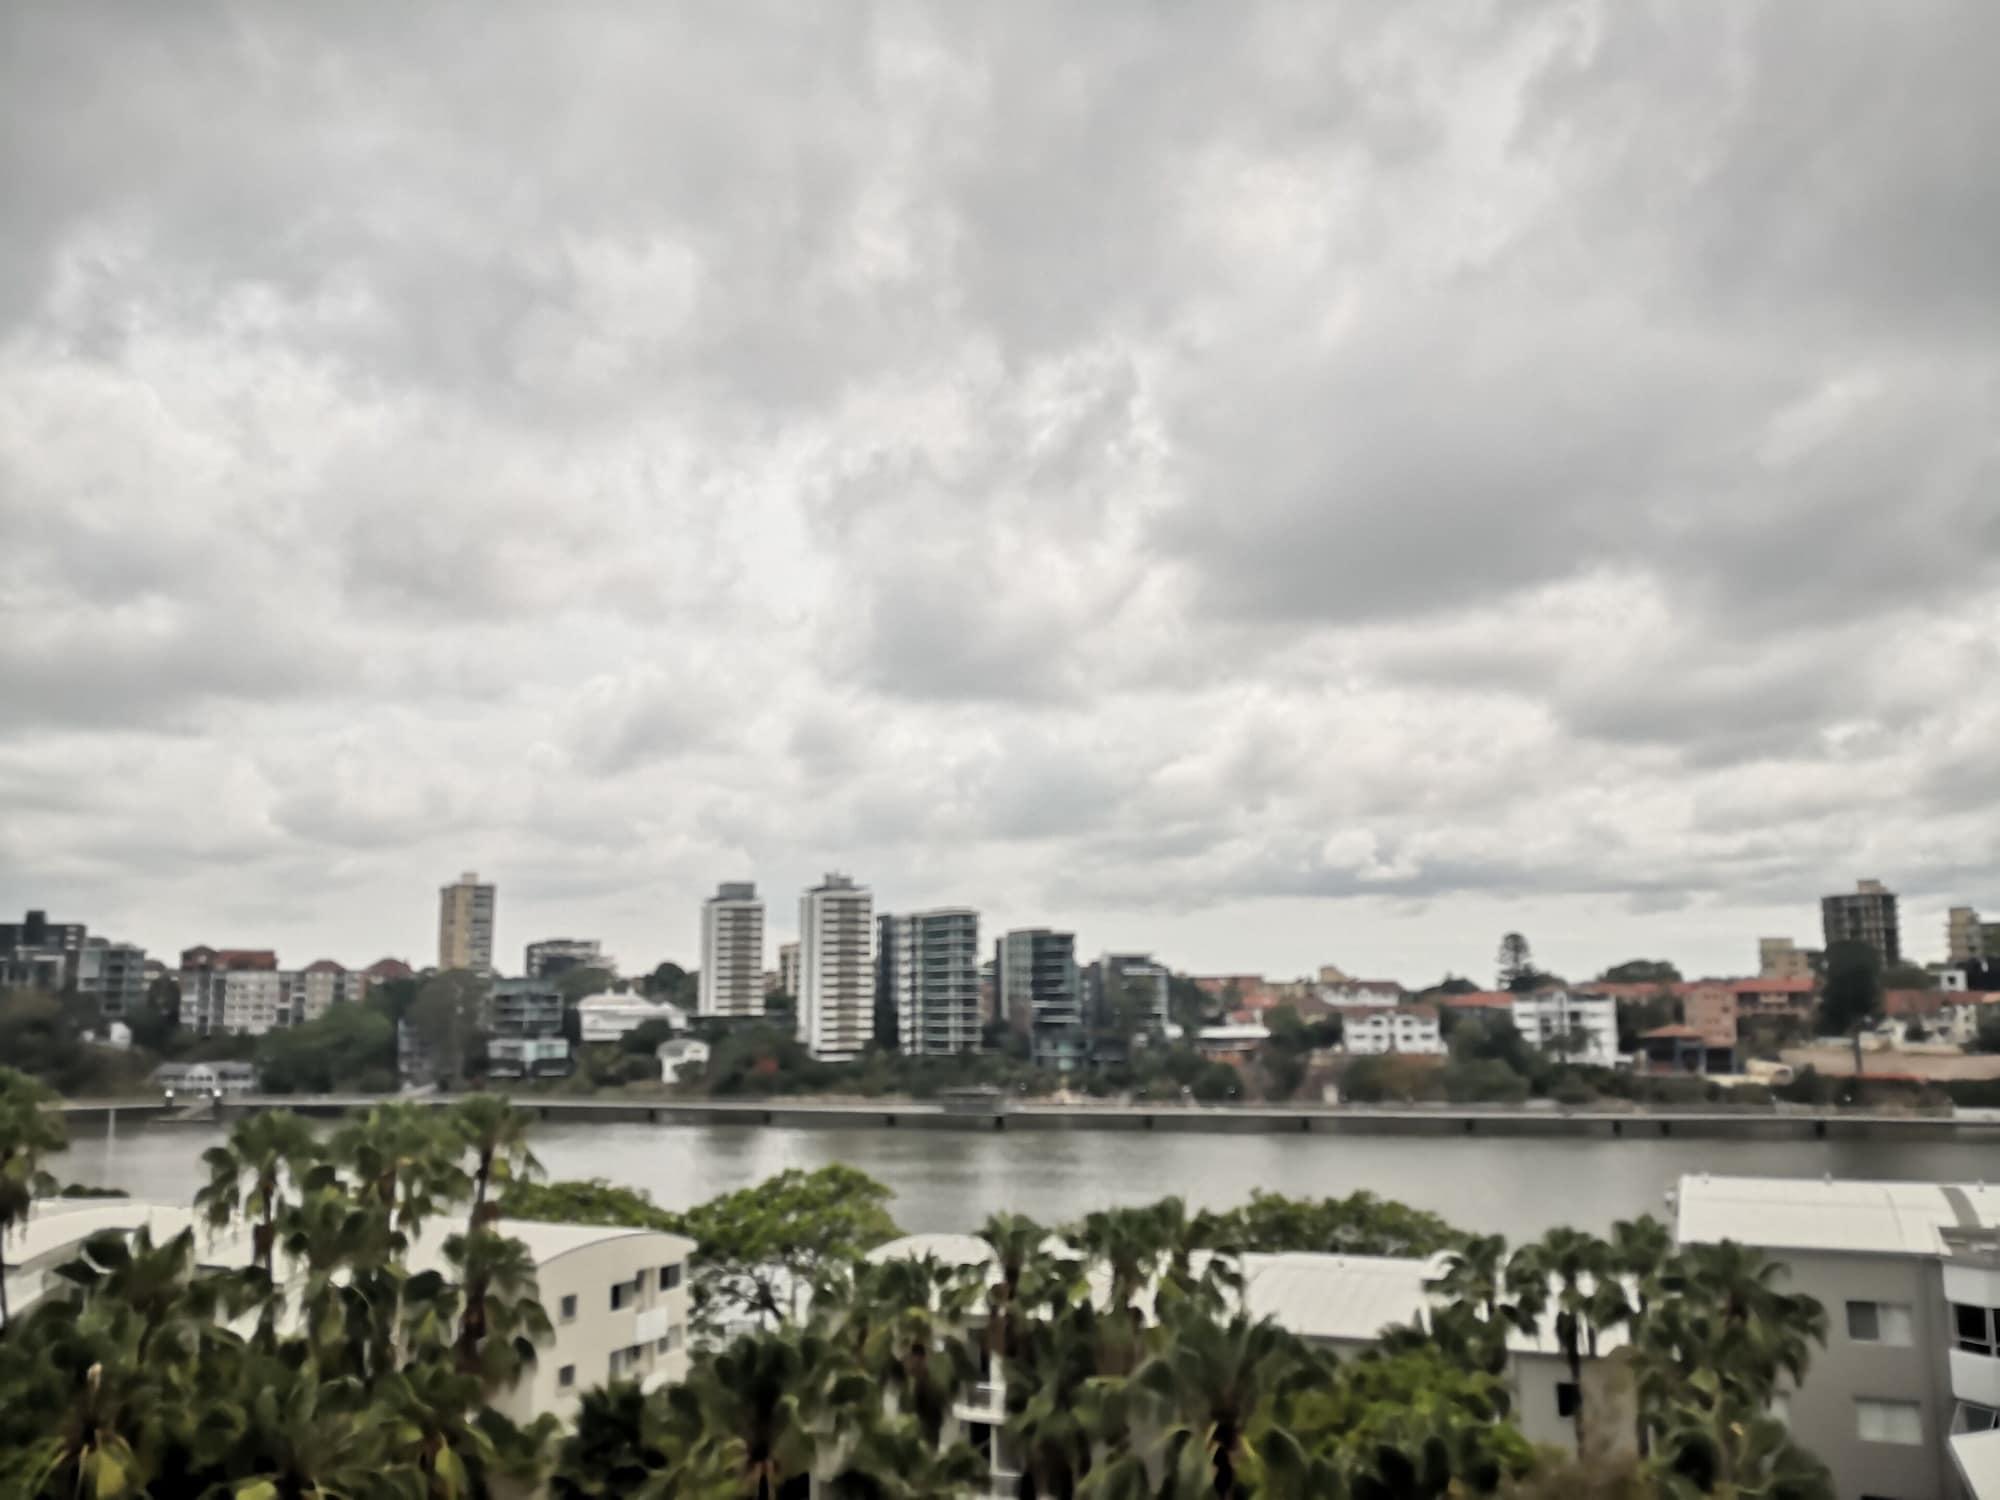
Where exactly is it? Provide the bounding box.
[0,1066,1834,1498]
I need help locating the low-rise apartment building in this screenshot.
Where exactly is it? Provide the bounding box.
[0,1202,695,1425]
[1511,990,1619,1066]
[575,990,689,1044]
[869,1233,1619,1494]
[1677,1173,2000,1500]
[1341,1004,1445,1056]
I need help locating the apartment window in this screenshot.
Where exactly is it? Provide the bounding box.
[1846,1301,1914,1346]
[1956,1303,2000,1356]
[611,1281,628,1312]
[1556,1382,1581,1419]
[661,1263,683,1290]
[634,1268,649,1292]
[558,1364,575,1389]
[1855,1399,1923,1445]
[559,1294,577,1322]
[1959,1405,2000,1434]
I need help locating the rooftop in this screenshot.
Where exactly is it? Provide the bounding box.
[1676,1174,2000,1257]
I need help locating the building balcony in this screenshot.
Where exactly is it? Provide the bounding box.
[955,1379,1005,1422]
[1953,1348,2000,1410]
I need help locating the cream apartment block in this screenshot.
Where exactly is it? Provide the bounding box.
[699,881,766,1019]
[800,872,874,1061]
[0,1201,695,1425]
[1677,1174,2000,1500]
[438,870,496,973]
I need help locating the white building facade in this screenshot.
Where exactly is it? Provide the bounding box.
[800,873,875,1062]
[1341,1005,1445,1056]
[882,907,982,1056]
[699,882,766,1019]
[576,991,689,1044]
[1511,990,1618,1066]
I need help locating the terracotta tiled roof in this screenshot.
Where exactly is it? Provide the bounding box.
[1440,991,1515,1009]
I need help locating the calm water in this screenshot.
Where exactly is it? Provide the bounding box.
[51,1118,2000,1241]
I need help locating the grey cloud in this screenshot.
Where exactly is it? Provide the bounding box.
[2,2,1996,977]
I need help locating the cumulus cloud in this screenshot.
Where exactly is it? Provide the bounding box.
[1,1,1995,981]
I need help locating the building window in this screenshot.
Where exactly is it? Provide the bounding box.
[1846,1301,1914,1346]
[634,1268,649,1292]
[661,1263,683,1290]
[1855,1399,1923,1445]
[558,1364,575,1389]
[560,1294,577,1322]
[611,1282,626,1312]
[1959,1405,2000,1434]
[1556,1382,1581,1418]
[1956,1304,1999,1357]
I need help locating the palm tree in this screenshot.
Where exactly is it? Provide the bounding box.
[1506,1228,1629,1451]
[334,1101,471,1243]
[659,1327,840,1500]
[450,1095,542,1233]
[1429,1232,1507,1325]
[0,1066,66,1333]
[842,1256,981,1449]
[1117,1309,1318,1500]
[440,1227,553,1388]
[195,1108,322,1277]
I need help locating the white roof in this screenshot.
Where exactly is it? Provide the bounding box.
[869,1233,996,1269]
[1954,1430,2000,1499]
[869,1236,1594,1358]
[1241,1252,1437,1341]
[1676,1174,2000,1257]
[4,1201,197,1268]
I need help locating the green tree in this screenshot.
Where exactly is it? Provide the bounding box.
[451,1094,543,1233]
[257,1002,399,1094]
[407,970,491,1087]
[1600,960,1682,984]
[557,967,617,1004]
[666,1165,901,1333]
[1818,940,1882,1037]
[1506,1228,1630,1451]
[0,1066,66,1330]
[1497,933,1534,990]
[195,1108,322,1278]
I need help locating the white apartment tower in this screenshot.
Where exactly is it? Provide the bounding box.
[881,908,981,1056]
[698,882,766,1019]
[438,871,496,973]
[799,873,874,1062]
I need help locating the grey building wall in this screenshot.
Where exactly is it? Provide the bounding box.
[1771,1248,1956,1500]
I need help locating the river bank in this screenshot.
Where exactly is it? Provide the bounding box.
[59,1091,2000,1142]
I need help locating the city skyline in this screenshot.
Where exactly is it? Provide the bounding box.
[3,6,1995,992]
[13,866,1987,996]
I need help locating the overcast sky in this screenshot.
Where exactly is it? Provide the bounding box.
[3,3,1996,987]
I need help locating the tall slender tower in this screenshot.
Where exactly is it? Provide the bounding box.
[438,871,496,974]
[880,908,981,1056]
[699,882,766,1018]
[799,873,874,1062]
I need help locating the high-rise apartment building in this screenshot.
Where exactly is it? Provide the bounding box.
[878,909,981,1056]
[438,872,496,973]
[524,938,605,980]
[699,882,766,1019]
[998,928,1084,1072]
[777,940,800,999]
[0,909,89,992]
[1092,953,1171,1036]
[75,937,148,1018]
[1822,879,1901,967]
[1949,907,1988,965]
[799,873,874,1062]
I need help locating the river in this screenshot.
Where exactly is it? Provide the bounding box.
[50,1117,2000,1242]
